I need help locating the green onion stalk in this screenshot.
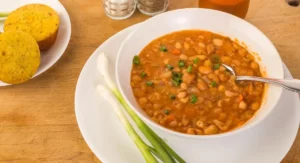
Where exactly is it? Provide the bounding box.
[0,12,9,18]
[97,53,186,163]
[97,85,158,163]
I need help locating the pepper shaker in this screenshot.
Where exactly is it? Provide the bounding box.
[137,0,169,16]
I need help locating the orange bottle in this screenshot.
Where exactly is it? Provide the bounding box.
[199,0,250,18]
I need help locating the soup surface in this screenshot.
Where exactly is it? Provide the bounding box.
[130,30,264,135]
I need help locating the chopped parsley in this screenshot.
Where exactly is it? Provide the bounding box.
[146,81,153,86]
[140,72,147,78]
[160,45,168,52]
[193,57,199,64]
[211,81,217,87]
[187,65,193,73]
[191,95,198,104]
[171,72,183,87]
[133,55,140,65]
[166,64,174,70]
[178,60,185,68]
[164,109,170,115]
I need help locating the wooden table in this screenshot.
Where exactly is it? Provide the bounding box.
[0,0,299,162]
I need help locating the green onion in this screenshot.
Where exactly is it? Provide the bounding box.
[140,72,147,78]
[193,57,199,64]
[146,81,153,86]
[133,56,140,65]
[187,65,193,73]
[0,12,9,18]
[171,72,183,87]
[172,72,183,78]
[213,63,220,70]
[164,110,170,115]
[97,53,186,163]
[97,85,158,162]
[172,79,180,87]
[170,95,176,100]
[160,45,168,52]
[211,81,217,87]
[166,64,174,70]
[190,95,198,104]
[178,60,185,68]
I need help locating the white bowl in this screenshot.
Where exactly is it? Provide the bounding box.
[116,8,284,138]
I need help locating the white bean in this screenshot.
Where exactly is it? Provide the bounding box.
[187,128,196,135]
[198,42,206,48]
[175,42,182,49]
[204,124,219,135]
[180,54,188,60]
[213,39,224,46]
[239,101,247,109]
[170,120,178,127]
[180,97,189,104]
[213,120,228,131]
[207,44,214,54]
[180,83,188,90]
[196,120,205,128]
[198,66,212,74]
[225,90,237,97]
[177,92,187,99]
[184,42,190,50]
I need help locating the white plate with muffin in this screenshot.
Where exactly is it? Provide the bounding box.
[0,0,71,86]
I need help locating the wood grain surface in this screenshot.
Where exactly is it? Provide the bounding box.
[0,0,299,162]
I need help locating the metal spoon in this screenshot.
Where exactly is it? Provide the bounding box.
[222,64,300,93]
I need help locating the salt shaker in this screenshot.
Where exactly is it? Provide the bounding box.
[103,0,137,20]
[137,0,169,16]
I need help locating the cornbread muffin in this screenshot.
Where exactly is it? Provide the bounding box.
[4,4,60,51]
[0,31,40,84]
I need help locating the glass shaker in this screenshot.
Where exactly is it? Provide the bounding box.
[137,0,169,16]
[103,0,137,20]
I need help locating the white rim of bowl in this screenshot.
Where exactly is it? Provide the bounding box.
[116,8,284,139]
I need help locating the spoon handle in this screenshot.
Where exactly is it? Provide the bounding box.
[236,76,300,93]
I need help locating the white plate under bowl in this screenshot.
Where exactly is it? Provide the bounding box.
[0,0,71,86]
[75,24,300,163]
[116,8,284,139]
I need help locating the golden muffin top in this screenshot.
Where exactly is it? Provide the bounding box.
[4,4,60,42]
[0,31,40,84]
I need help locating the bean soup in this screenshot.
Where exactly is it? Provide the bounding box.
[130,30,264,135]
